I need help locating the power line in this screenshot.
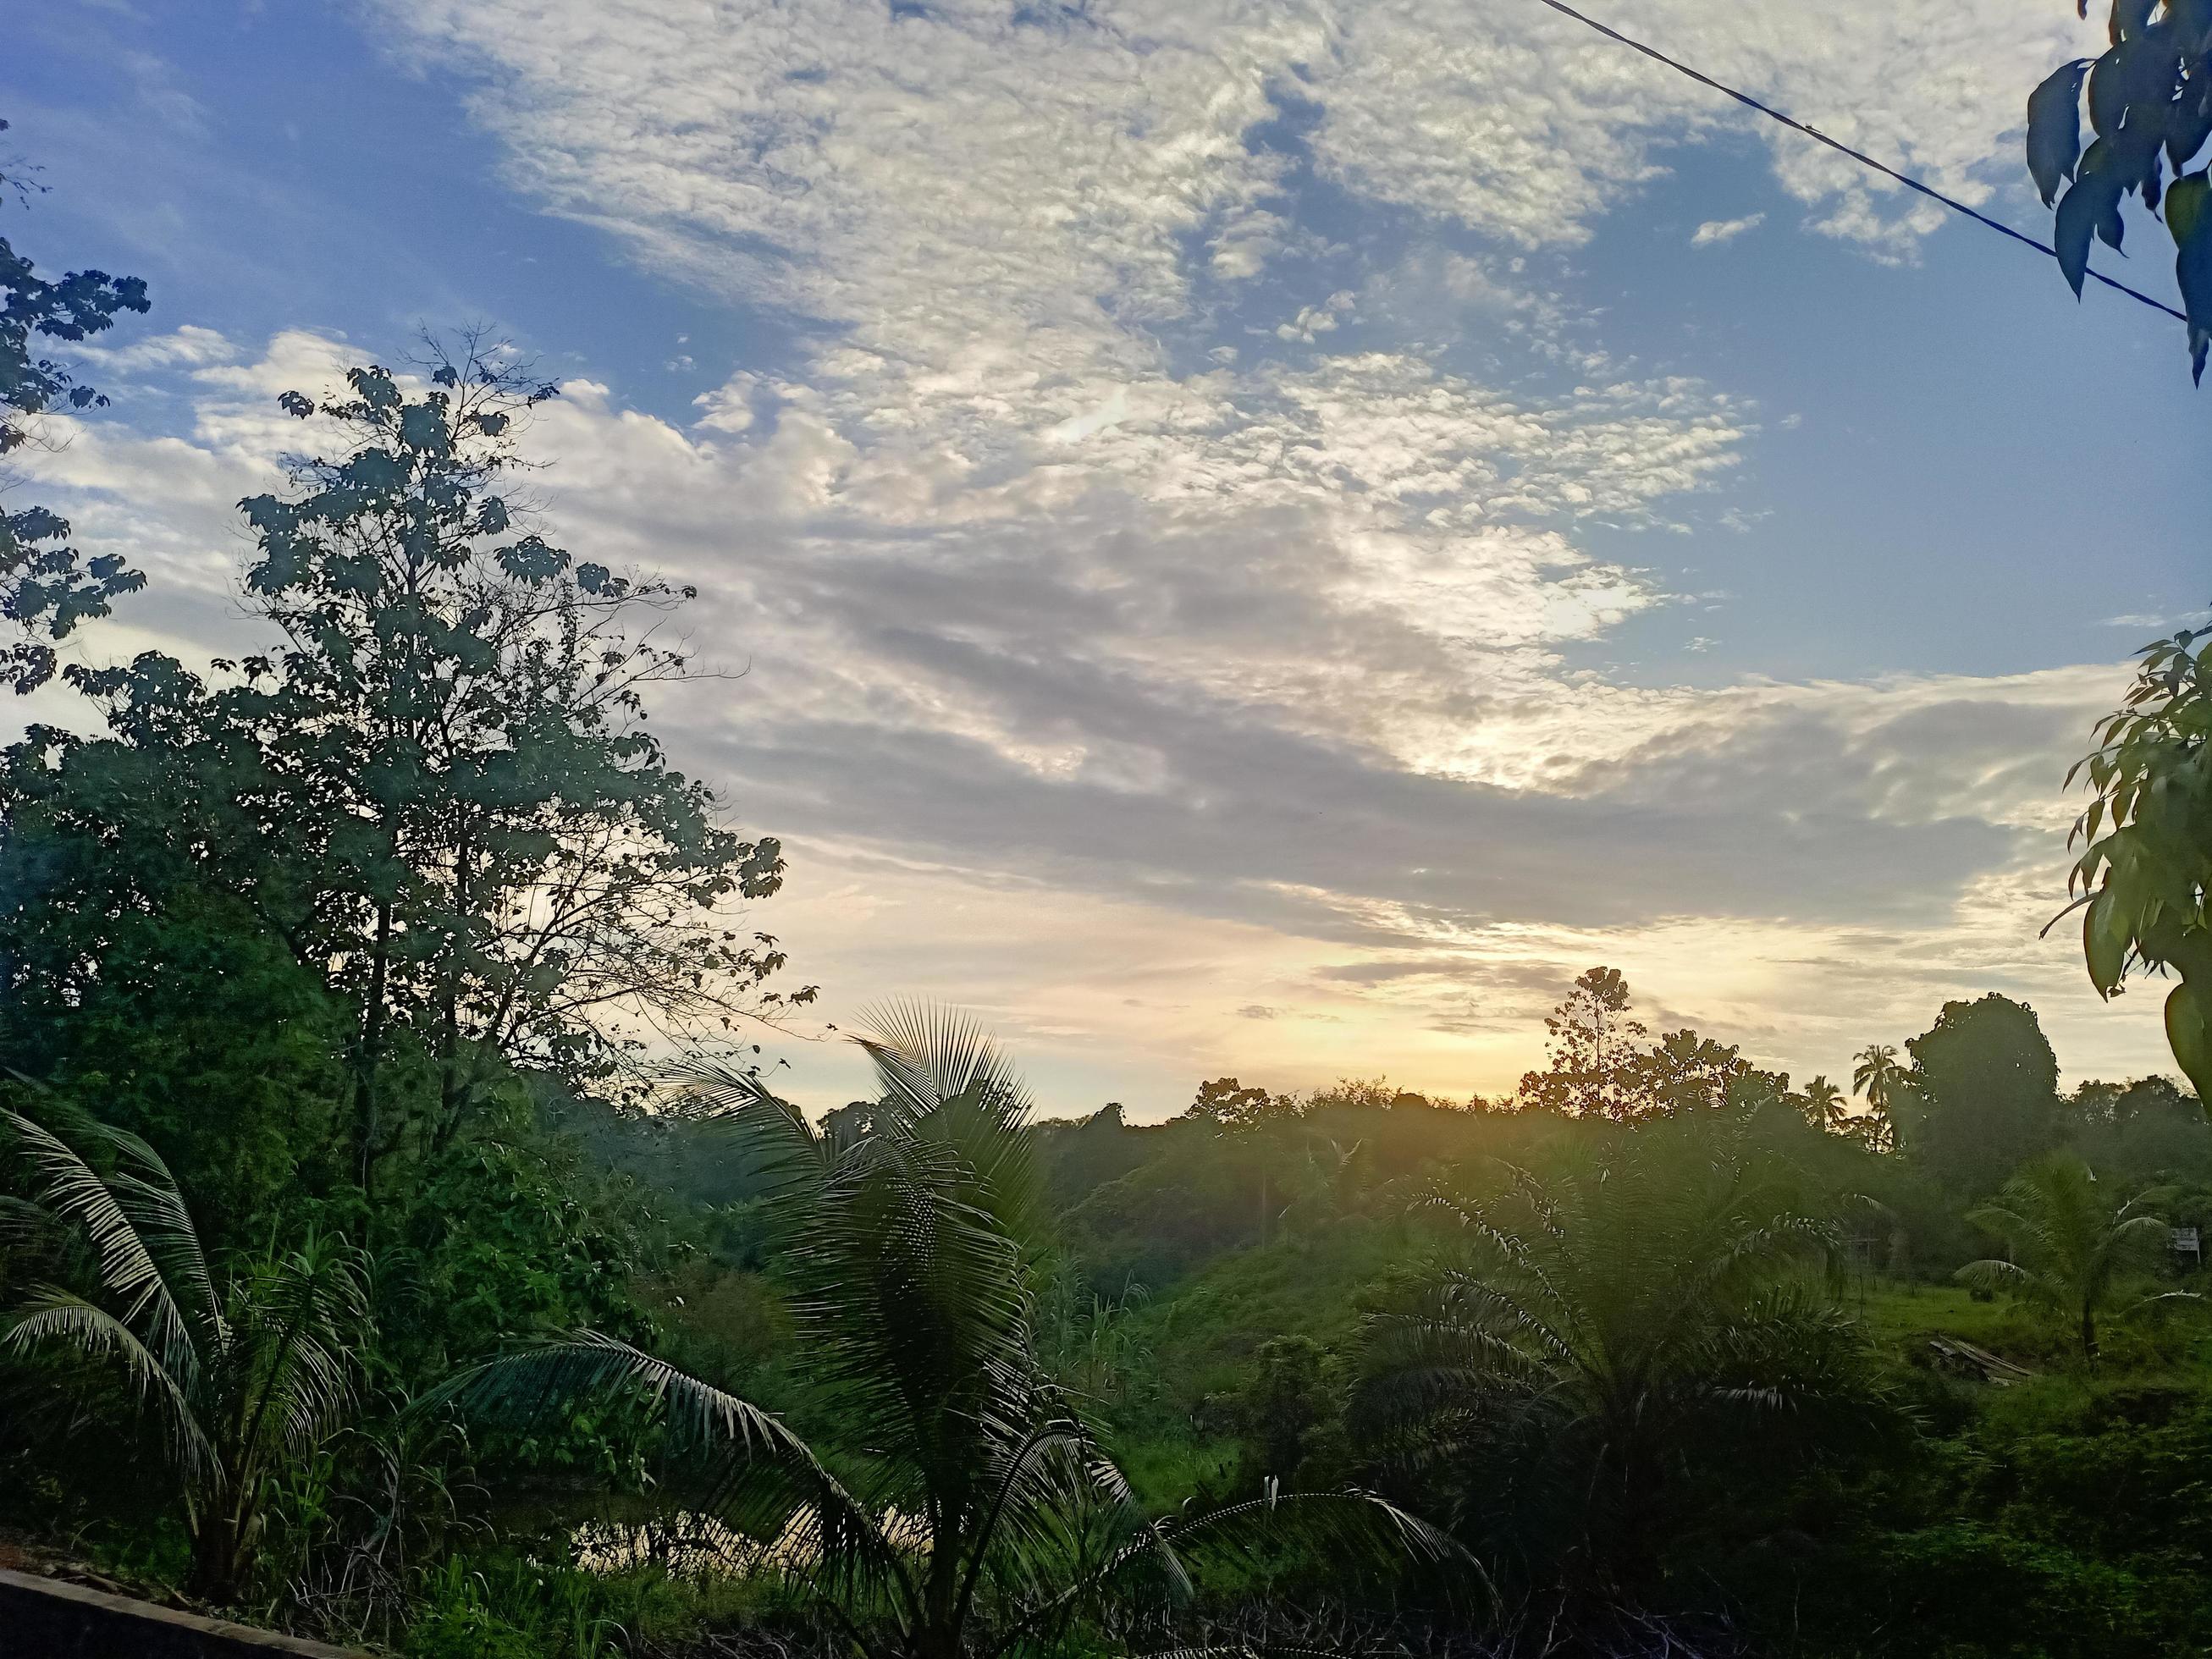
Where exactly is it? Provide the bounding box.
[1531,0,2189,325]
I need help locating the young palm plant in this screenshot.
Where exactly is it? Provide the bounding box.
[1956,1153,2196,1364]
[443,1009,1458,1658]
[1,1105,369,1601]
[1357,1117,1881,1602]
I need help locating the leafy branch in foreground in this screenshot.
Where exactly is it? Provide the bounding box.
[0,1100,368,1601]
[2060,617,2212,1106]
[442,1010,1464,1658]
[2025,2,2212,378]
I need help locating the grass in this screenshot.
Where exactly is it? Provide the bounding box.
[1856,1279,2031,1348]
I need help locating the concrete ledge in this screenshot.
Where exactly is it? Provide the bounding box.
[0,1568,367,1656]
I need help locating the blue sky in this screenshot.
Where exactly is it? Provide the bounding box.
[6,0,2201,1113]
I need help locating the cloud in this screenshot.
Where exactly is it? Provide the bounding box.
[1691,213,1765,245]
[14,0,2156,1110]
[14,328,2166,1111]
[2100,611,2203,631]
[75,324,242,372]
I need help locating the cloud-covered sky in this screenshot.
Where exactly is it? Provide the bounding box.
[7,0,2204,1114]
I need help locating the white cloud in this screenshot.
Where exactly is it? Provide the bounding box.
[1691,212,1765,245]
[15,0,2159,1106]
[14,329,2168,1109]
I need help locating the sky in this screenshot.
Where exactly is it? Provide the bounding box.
[3,0,2204,1117]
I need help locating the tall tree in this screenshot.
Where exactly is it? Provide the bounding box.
[1851,1044,1905,1151]
[1621,1028,1756,1119]
[0,116,150,692]
[1798,1074,1847,1133]
[1895,995,2062,1194]
[0,341,812,1203]
[1517,967,1647,1120]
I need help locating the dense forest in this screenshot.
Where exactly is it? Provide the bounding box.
[10,2,2212,1652]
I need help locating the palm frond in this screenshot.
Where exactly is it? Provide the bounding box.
[4,1291,216,1487]
[1,1108,201,1385]
[664,1057,828,1194]
[90,1119,224,1349]
[1157,1488,1477,1597]
[439,1329,919,1620]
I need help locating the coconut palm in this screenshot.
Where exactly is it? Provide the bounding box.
[1357,1118,1878,1599]
[1799,1075,1847,1133]
[1956,1153,2195,1363]
[1851,1044,1905,1151]
[443,1010,1458,1658]
[1,1105,368,1601]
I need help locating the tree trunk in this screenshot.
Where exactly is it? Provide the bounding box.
[353,899,393,1204]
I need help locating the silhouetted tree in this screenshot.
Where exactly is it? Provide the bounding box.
[0,116,150,692]
[0,341,811,1206]
[1851,1043,1906,1151]
[1895,995,2062,1194]
[1518,967,1647,1119]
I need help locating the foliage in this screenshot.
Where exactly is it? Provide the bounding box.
[1515,966,1646,1118]
[1955,1153,2194,1361]
[2061,617,2212,1111]
[444,1013,1456,1658]
[2025,2,2212,378]
[0,1103,368,1601]
[1516,967,1778,1123]
[0,118,151,692]
[1851,1042,1906,1152]
[1355,1116,1886,1602]
[1895,994,2064,1194]
[0,339,810,1212]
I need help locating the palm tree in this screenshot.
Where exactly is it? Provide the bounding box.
[1956,1154,2195,1363]
[1799,1075,1847,1133]
[1,1105,368,1601]
[444,1010,1458,1658]
[1358,1118,1878,1599]
[1851,1044,1905,1151]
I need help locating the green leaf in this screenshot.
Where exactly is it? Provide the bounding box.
[2084,887,2132,995]
[2027,61,2090,206]
[2176,210,2212,382]
[2168,171,2210,247]
[2166,976,2212,1105]
[2055,172,2122,295]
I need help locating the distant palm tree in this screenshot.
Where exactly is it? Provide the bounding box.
[1,1106,368,1601]
[1358,1119,1878,1598]
[1851,1044,1905,1151]
[1956,1153,2196,1363]
[445,1011,1458,1658]
[1799,1075,1847,1133]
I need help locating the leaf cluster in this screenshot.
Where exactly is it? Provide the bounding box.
[2028,2,2212,375]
